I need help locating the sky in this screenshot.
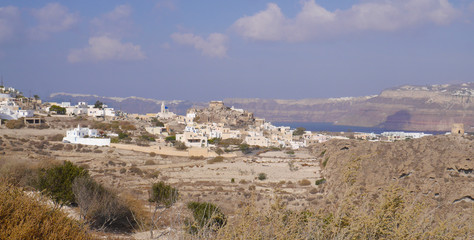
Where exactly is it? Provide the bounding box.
[1,0,474,101]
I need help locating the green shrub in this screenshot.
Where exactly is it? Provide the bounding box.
[239,143,250,154]
[110,137,120,143]
[0,181,91,239]
[118,132,129,140]
[149,181,178,208]
[140,135,155,142]
[258,173,267,181]
[186,201,226,234]
[35,161,89,205]
[231,178,235,183]
[315,178,326,185]
[165,135,176,143]
[293,127,306,136]
[49,105,66,115]
[322,157,329,167]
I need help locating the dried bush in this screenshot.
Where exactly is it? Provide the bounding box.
[50,144,64,151]
[64,144,74,151]
[207,156,224,164]
[5,119,25,129]
[119,168,126,174]
[48,134,64,142]
[186,201,226,235]
[145,160,156,165]
[0,181,91,239]
[204,187,471,240]
[149,152,156,157]
[129,166,143,176]
[72,176,138,232]
[0,159,37,187]
[299,179,311,186]
[175,142,188,151]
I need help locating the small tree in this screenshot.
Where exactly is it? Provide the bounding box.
[175,141,188,151]
[94,100,104,109]
[151,118,164,127]
[49,105,66,115]
[35,161,89,205]
[293,127,306,136]
[149,182,179,238]
[239,143,250,154]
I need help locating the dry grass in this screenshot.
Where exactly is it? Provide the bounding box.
[0,181,92,239]
[186,186,471,240]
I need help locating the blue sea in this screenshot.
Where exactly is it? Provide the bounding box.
[272,122,445,135]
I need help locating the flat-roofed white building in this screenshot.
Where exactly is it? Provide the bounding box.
[63,125,110,146]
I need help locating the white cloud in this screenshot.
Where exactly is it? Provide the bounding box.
[155,0,177,10]
[171,32,228,58]
[0,6,21,44]
[91,5,132,38]
[68,36,146,63]
[233,0,459,42]
[29,3,79,40]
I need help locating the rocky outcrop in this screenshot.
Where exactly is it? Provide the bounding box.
[191,102,255,128]
[310,135,473,226]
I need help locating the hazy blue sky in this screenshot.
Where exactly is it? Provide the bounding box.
[1,0,473,101]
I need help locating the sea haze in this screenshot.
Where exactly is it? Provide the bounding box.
[272,122,445,135]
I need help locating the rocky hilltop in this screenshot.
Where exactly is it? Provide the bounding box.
[191,101,255,128]
[310,135,473,229]
[225,83,474,132]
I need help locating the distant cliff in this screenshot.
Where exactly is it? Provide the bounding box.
[224,83,474,132]
[48,83,474,132]
[46,93,207,115]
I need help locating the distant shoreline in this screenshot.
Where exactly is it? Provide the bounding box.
[272,122,446,135]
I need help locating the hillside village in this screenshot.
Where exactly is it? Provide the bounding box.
[1,85,465,156]
[0,85,472,239]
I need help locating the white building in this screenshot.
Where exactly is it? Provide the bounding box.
[381,132,432,141]
[0,100,34,120]
[245,136,270,147]
[63,125,110,146]
[157,102,176,119]
[176,131,208,148]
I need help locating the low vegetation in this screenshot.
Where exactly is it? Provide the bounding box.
[186,201,226,235]
[5,119,25,129]
[0,181,91,239]
[35,161,89,205]
[72,176,139,232]
[207,156,224,164]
